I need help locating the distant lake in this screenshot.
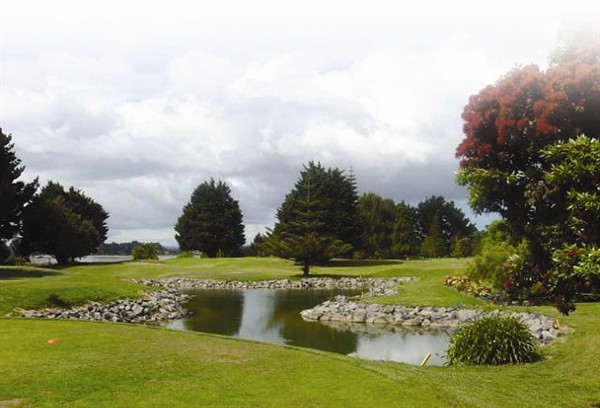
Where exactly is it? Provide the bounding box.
[166,288,450,366]
[30,254,176,264]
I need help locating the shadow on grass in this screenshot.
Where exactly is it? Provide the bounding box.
[50,260,131,270]
[0,268,64,280]
[325,259,403,268]
[289,259,405,278]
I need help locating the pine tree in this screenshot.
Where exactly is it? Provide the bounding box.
[273,162,360,256]
[0,129,38,244]
[264,172,351,276]
[175,179,245,257]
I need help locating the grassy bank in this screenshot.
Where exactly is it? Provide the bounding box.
[1,257,599,407]
[0,257,481,315]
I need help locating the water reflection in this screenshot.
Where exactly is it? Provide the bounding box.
[166,289,449,365]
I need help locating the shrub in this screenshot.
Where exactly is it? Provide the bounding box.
[446,315,538,365]
[443,275,492,298]
[177,250,193,258]
[132,243,159,261]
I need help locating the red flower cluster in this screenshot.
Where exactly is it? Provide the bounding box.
[456,43,599,167]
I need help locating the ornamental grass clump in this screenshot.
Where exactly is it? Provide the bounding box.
[446,315,538,365]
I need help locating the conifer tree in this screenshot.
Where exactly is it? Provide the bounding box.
[264,169,352,275]
[0,129,38,245]
[421,212,446,258]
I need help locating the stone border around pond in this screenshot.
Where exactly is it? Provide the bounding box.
[8,288,191,324]
[300,296,561,344]
[135,277,413,297]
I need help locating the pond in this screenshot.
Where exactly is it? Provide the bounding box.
[165,288,450,366]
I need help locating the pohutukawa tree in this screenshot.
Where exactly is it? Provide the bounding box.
[175,179,245,257]
[456,30,599,313]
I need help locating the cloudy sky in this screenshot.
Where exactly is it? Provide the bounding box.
[1,1,598,246]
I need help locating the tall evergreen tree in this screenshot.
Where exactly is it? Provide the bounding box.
[0,129,38,245]
[264,173,351,276]
[175,179,245,257]
[358,192,396,258]
[273,162,361,255]
[391,201,419,258]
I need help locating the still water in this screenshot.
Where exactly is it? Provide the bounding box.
[166,289,450,366]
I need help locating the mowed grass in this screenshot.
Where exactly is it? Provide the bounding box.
[1,257,599,407]
[0,257,482,315]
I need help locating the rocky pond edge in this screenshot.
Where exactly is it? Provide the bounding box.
[7,276,561,343]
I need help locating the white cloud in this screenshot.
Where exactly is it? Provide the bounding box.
[2,1,597,245]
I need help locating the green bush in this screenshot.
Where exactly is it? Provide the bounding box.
[177,250,193,258]
[446,315,538,365]
[132,243,159,261]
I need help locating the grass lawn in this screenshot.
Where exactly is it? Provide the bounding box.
[1,257,599,407]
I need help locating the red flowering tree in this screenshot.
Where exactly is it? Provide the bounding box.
[456,31,599,312]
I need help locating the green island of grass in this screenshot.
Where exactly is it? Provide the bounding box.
[1,257,599,407]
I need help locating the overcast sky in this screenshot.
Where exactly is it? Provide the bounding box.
[1,1,598,246]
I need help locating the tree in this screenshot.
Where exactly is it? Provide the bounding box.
[273,162,361,255]
[264,174,351,276]
[0,129,38,247]
[357,192,396,258]
[132,242,160,261]
[391,201,419,258]
[456,31,599,313]
[415,196,476,256]
[456,31,599,271]
[541,135,600,313]
[175,179,245,257]
[420,212,446,258]
[20,182,109,264]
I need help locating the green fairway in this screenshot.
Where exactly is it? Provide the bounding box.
[1,258,599,407]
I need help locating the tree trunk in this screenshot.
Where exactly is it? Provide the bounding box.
[302,263,310,277]
[55,254,69,265]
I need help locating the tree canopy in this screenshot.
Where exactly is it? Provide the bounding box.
[415,196,477,256]
[457,31,599,313]
[20,182,109,264]
[456,32,598,259]
[175,179,245,257]
[358,192,396,259]
[272,162,361,253]
[264,162,357,274]
[0,129,38,246]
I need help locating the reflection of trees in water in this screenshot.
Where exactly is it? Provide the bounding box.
[318,321,453,340]
[268,289,359,354]
[182,290,244,336]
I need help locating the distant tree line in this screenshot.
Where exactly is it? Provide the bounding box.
[95,241,177,256]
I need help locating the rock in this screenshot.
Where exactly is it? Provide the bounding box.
[402,317,423,326]
[131,304,144,316]
[541,330,557,342]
